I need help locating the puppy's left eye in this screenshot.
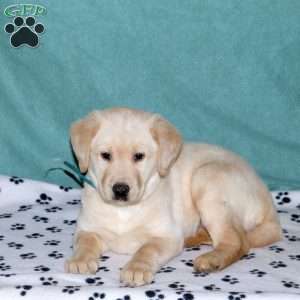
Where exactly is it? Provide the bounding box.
[133,152,145,162]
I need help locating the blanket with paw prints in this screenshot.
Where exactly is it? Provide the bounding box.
[0,175,299,300]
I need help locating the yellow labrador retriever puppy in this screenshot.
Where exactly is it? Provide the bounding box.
[65,107,281,286]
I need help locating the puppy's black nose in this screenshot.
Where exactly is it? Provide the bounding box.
[112,183,130,201]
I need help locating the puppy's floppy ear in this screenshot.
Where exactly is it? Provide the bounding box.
[150,115,182,177]
[70,112,101,173]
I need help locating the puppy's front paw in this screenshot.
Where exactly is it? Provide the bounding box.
[193,251,223,272]
[120,261,154,287]
[65,257,99,274]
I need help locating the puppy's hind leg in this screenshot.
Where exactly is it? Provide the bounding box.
[191,164,250,272]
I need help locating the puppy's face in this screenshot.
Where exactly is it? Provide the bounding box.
[70,108,182,206]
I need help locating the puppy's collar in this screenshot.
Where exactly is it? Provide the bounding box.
[45,160,96,189]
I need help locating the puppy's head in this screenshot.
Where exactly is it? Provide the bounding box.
[70,108,182,206]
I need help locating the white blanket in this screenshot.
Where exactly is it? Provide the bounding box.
[0,175,299,300]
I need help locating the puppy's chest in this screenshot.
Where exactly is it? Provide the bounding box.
[80,206,161,254]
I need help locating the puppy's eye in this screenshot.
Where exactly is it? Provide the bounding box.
[133,152,145,162]
[100,152,112,161]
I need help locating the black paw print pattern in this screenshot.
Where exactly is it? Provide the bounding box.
[250,269,266,277]
[25,232,44,239]
[0,213,12,219]
[228,292,246,300]
[275,192,291,205]
[43,240,60,246]
[15,285,32,296]
[40,277,58,286]
[18,205,33,212]
[7,242,24,249]
[33,215,49,223]
[158,266,176,273]
[240,252,256,260]
[145,289,166,299]
[181,259,194,267]
[222,275,239,284]
[88,292,106,299]
[289,254,300,261]
[269,245,285,253]
[204,284,221,291]
[10,223,25,230]
[281,280,299,289]
[62,286,81,294]
[34,265,50,272]
[270,261,287,268]
[48,251,64,259]
[291,214,300,223]
[36,193,52,205]
[86,277,104,286]
[9,176,24,185]
[4,16,44,48]
[59,185,73,192]
[20,252,37,259]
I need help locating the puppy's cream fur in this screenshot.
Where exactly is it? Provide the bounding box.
[65,108,281,286]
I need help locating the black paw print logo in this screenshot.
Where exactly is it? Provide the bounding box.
[192,271,209,277]
[291,214,300,223]
[250,269,266,277]
[8,242,24,249]
[100,255,110,262]
[59,185,73,192]
[4,16,44,48]
[157,266,176,273]
[269,245,285,253]
[181,259,194,267]
[40,276,58,286]
[20,252,37,259]
[45,206,62,213]
[62,286,81,294]
[275,192,291,205]
[33,215,49,223]
[18,205,33,212]
[25,232,44,239]
[289,254,300,261]
[0,262,11,271]
[185,246,201,252]
[97,266,109,272]
[34,265,50,272]
[36,193,52,205]
[46,226,62,233]
[67,199,81,205]
[270,260,287,268]
[16,285,32,296]
[48,251,64,259]
[43,240,60,246]
[222,275,239,284]
[85,277,104,286]
[204,284,221,291]
[88,292,106,300]
[63,219,77,225]
[10,223,25,230]
[9,176,24,184]
[282,280,299,289]
[145,289,166,299]
[228,292,246,300]
[240,252,256,260]
[0,213,12,219]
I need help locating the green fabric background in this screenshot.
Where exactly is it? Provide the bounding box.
[0,0,300,189]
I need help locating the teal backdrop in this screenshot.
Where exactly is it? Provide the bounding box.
[0,0,300,189]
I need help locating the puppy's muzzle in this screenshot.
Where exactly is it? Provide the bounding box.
[112,182,130,201]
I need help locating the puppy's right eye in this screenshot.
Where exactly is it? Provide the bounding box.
[100,152,112,161]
